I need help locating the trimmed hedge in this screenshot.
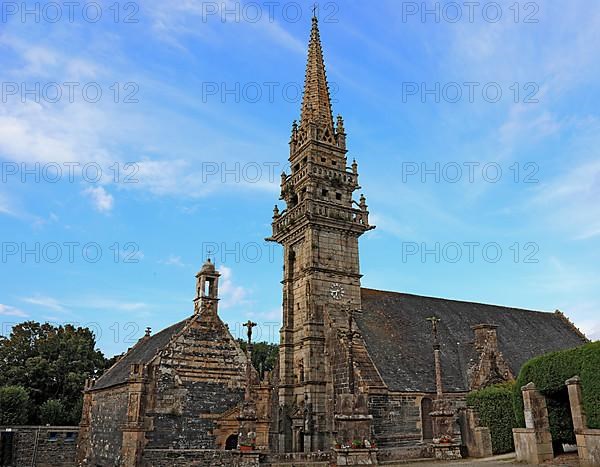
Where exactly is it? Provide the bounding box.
[467,383,518,454]
[513,341,600,444]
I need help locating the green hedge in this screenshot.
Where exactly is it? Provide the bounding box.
[513,341,600,444]
[467,383,518,454]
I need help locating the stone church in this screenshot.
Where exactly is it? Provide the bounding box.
[76,16,588,466]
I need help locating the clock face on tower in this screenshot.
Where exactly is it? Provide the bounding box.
[329,283,345,301]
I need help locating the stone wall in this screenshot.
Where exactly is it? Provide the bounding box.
[85,385,129,465]
[0,426,78,467]
[145,378,244,449]
[142,449,258,467]
[143,314,250,451]
[368,393,421,448]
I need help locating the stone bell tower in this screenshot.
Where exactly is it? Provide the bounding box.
[268,14,374,453]
[194,258,220,315]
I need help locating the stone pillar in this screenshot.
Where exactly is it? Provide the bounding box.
[513,382,554,464]
[566,376,587,433]
[459,407,493,458]
[434,349,443,397]
[76,379,95,466]
[121,364,147,467]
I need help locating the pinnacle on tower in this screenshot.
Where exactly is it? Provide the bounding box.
[300,15,334,130]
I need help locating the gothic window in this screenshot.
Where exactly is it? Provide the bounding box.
[322,189,328,198]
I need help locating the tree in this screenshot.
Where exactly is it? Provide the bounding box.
[40,399,67,425]
[237,340,279,380]
[0,386,30,425]
[0,321,110,425]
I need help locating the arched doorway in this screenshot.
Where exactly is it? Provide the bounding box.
[225,434,238,450]
[421,397,434,441]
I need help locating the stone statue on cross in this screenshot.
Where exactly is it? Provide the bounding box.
[243,320,257,346]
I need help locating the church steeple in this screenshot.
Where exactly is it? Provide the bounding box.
[300,15,334,130]
[270,17,374,454]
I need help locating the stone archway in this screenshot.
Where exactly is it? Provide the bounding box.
[421,397,434,440]
[225,434,239,450]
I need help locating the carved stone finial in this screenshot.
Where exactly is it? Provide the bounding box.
[145,327,151,337]
[336,114,345,133]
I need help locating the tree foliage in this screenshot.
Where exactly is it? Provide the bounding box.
[0,386,30,425]
[0,321,109,425]
[40,399,67,425]
[237,340,279,380]
[467,383,518,454]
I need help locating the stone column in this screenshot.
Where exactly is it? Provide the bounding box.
[566,376,587,433]
[513,382,554,464]
[121,364,147,467]
[76,378,95,466]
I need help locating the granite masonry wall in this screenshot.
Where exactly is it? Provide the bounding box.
[0,426,78,467]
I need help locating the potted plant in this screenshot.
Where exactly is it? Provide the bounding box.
[351,439,364,449]
[437,434,453,444]
[239,442,255,452]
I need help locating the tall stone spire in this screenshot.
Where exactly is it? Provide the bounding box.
[300,15,334,130]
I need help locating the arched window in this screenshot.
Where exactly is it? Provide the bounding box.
[225,434,238,450]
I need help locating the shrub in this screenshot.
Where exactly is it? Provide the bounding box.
[467,382,517,454]
[513,341,600,444]
[0,385,30,425]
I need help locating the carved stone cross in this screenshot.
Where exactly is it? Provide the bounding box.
[426,316,441,348]
[243,320,257,345]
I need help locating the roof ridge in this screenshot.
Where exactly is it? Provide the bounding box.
[554,309,590,342]
[361,287,551,315]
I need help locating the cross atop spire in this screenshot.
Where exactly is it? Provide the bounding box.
[300,14,334,130]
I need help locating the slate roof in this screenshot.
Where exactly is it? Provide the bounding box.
[358,288,588,393]
[93,319,189,391]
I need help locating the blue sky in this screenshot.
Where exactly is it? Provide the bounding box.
[1,0,599,356]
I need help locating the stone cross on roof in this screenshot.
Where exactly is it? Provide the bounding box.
[426,316,441,349]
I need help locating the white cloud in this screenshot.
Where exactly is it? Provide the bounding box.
[580,322,600,342]
[80,299,148,312]
[533,155,600,240]
[160,255,186,267]
[21,296,65,312]
[0,304,29,318]
[144,0,305,53]
[218,265,251,309]
[0,192,15,216]
[83,186,114,213]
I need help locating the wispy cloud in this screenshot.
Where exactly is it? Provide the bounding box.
[532,153,600,240]
[159,255,186,267]
[21,296,65,312]
[0,304,29,318]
